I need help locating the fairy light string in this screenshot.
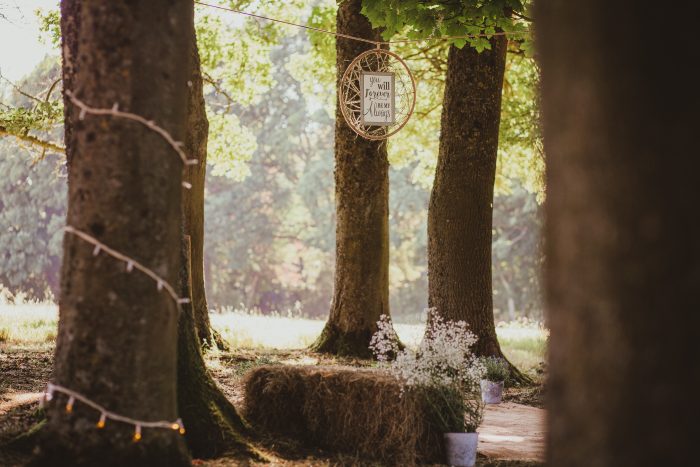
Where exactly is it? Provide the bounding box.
[63,226,190,310]
[64,90,198,189]
[43,383,186,442]
[47,226,190,440]
[44,93,194,440]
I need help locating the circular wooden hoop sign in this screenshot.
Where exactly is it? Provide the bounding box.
[339,48,417,141]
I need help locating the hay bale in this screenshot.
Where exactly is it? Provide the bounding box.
[243,365,448,465]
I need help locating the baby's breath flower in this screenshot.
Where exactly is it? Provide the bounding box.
[369,309,486,431]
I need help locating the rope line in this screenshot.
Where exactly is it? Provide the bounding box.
[194,1,528,46]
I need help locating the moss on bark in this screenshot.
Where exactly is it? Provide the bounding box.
[177,237,261,460]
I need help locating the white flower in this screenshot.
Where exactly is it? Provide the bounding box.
[370,309,485,392]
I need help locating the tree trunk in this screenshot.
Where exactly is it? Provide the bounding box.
[180,0,226,351]
[59,0,80,168]
[539,1,699,465]
[174,10,249,456]
[312,0,395,358]
[428,39,528,380]
[176,236,258,460]
[34,1,191,465]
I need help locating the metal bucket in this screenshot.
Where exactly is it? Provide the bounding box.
[480,379,504,404]
[444,432,478,467]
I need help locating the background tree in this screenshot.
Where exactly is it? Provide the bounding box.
[538,0,697,464]
[0,59,64,301]
[35,1,191,464]
[175,3,257,459]
[2,0,546,329]
[363,1,534,378]
[427,34,510,358]
[182,4,215,348]
[311,0,397,358]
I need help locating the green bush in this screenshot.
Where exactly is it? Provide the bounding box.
[482,356,511,383]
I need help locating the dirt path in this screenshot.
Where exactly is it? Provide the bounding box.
[479,402,546,462]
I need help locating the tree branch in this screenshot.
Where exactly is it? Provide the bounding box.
[202,72,235,112]
[0,125,65,154]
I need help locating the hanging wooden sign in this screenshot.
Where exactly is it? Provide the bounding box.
[360,72,395,126]
[340,48,416,141]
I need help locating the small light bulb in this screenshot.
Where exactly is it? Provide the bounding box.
[171,423,180,431]
[41,390,53,407]
[66,396,75,413]
[96,413,106,429]
[179,426,186,435]
[157,280,164,291]
[92,245,101,256]
[126,261,134,272]
[133,425,142,442]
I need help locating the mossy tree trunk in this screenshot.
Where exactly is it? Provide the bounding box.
[34,1,191,465]
[176,237,258,460]
[427,38,528,382]
[312,0,396,359]
[174,6,253,459]
[181,0,226,351]
[538,0,697,465]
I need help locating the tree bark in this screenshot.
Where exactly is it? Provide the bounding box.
[176,236,258,460]
[180,0,226,351]
[58,0,80,167]
[312,0,395,358]
[174,11,252,458]
[34,1,191,465]
[428,38,528,380]
[538,1,698,465]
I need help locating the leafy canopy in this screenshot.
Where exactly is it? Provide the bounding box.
[361,0,530,52]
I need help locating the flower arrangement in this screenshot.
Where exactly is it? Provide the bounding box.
[370,310,485,433]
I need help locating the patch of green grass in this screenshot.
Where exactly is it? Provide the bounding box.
[497,322,548,376]
[211,311,325,349]
[0,304,58,345]
[0,304,547,375]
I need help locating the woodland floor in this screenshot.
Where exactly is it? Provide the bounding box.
[0,345,545,466]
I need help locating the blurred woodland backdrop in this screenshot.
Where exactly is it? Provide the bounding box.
[0,0,543,322]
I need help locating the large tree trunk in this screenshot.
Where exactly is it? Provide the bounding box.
[428,38,527,380]
[538,1,698,466]
[34,1,191,465]
[312,0,395,358]
[175,14,253,458]
[180,1,226,351]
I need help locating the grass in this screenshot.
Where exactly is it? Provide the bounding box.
[0,304,547,374]
[0,304,57,345]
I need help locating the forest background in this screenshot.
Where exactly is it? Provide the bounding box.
[0,0,543,324]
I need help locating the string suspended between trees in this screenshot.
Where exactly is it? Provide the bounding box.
[194,1,528,140]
